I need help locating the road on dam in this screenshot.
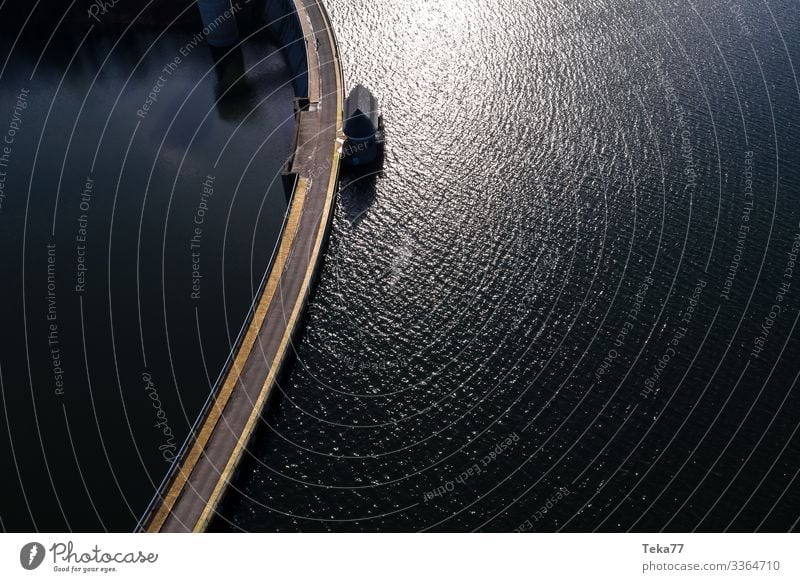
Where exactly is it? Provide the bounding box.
[141,0,344,533]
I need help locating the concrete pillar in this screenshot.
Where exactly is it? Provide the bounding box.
[197,0,240,47]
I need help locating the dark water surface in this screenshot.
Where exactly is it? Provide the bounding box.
[215,0,800,531]
[0,3,294,531]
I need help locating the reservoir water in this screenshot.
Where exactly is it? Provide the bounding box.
[214,0,800,531]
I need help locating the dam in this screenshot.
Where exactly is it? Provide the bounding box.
[138,0,344,532]
[0,0,338,532]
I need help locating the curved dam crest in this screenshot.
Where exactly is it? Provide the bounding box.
[139,0,344,533]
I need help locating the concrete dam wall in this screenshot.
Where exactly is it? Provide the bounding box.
[138,0,343,532]
[264,0,310,98]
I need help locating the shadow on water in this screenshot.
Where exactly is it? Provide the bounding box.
[210,45,257,122]
[339,170,381,227]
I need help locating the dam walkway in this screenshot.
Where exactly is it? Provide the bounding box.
[139,0,343,533]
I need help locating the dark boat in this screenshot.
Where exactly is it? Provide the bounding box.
[342,84,385,169]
